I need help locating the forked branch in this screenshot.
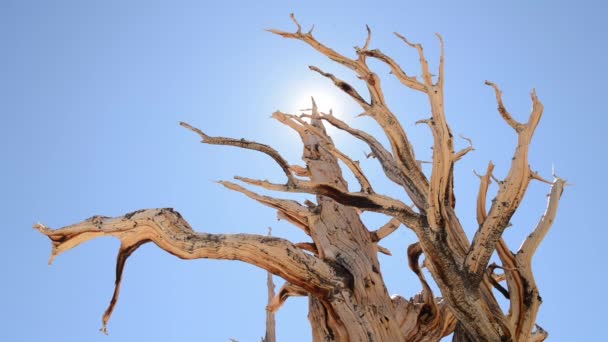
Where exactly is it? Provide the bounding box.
[465,83,545,279]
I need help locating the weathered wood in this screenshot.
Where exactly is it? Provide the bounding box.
[36,14,564,341]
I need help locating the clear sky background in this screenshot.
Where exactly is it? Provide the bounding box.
[2,1,605,341]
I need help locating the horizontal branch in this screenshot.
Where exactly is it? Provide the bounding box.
[218,180,312,234]
[234,176,424,232]
[34,209,343,332]
[180,122,295,185]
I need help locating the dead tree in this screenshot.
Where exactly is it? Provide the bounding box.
[35,15,565,341]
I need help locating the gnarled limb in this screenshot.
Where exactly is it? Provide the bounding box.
[465,83,545,280]
[218,180,313,234]
[389,243,457,340]
[270,16,429,211]
[275,109,374,194]
[37,15,566,341]
[180,121,296,185]
[510,177,565,341]
[34,208,344,332]
[474,161,565,340]
[234,176,424,232]
[305,112,417,201]
[394,33,456,229]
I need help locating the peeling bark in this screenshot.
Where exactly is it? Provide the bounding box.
[36,14,564,341]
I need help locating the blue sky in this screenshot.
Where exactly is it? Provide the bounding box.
[1,1,605,341]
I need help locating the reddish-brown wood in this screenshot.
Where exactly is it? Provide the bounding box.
[36,15,564,341]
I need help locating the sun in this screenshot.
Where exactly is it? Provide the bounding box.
[286,81,352,119]
[270,81,358,147]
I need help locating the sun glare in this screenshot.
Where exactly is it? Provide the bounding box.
[271,82,359,148]
[294,89,339,116]
[284,80,354,119]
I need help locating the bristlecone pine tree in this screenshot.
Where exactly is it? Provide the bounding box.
[36,15,565,342]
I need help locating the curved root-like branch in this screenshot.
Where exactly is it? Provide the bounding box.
[34,209,343,332]
[385,243,454,341]
[407,243,438,318]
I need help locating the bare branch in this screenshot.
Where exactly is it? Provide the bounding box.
[453,134,474,162]
[218,180,312,234]
[281,111,374,194]
[474,161,495,224]
[484,81,523,131]
[361,25,372,51]
[518,177,566,262]
[309,66,371,109]
[311,112,428,209]
[377,244,392,256]
[295,242,318,255]
[362,49,426,92]
[436,33,445,89]
[268,281,308,313]
[267,15,361,72]
[289,165,310,178]
[371,217,401,242]
[270,17,430,210]
[234,176,424,232]
[465,87,545,279]
[322,144,374,194]
[180,122,295,185]
[394,33,434,87]
[34,209,343,331]
[530,324,548,342]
